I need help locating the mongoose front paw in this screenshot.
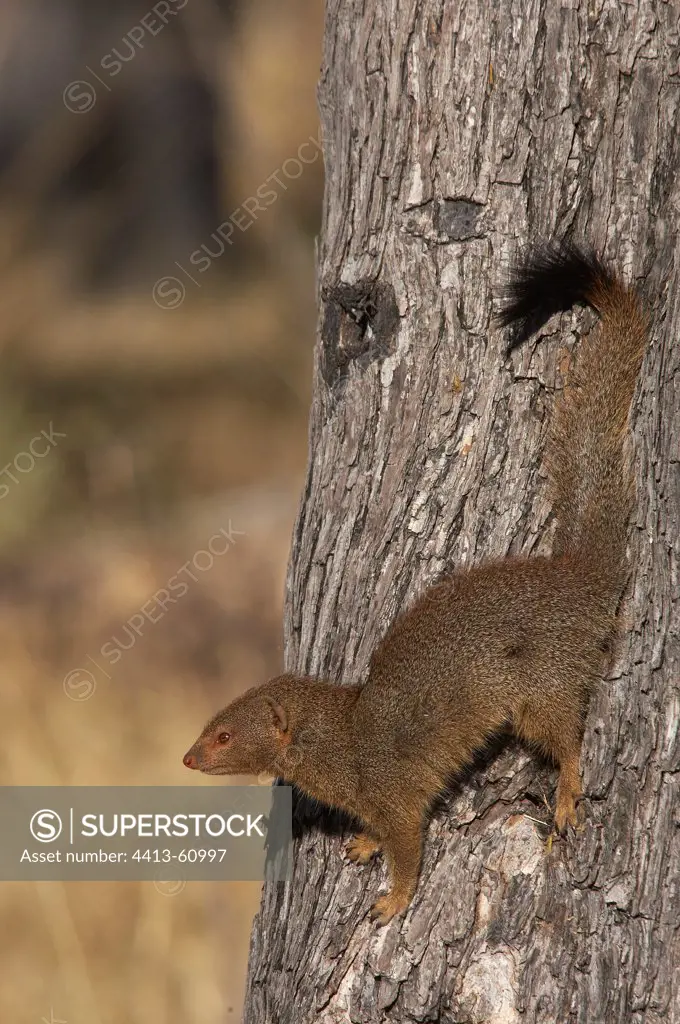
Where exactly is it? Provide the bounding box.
[345,834,381,865]
[369,892,408,926]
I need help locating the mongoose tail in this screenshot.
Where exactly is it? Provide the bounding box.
[499,241,648,594]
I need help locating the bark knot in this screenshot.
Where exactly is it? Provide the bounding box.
[437,199,486,240]
[320,279,400,390]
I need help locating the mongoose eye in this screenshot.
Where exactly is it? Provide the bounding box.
[217,732,230,745]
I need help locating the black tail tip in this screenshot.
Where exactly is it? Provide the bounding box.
[497,239,612,350]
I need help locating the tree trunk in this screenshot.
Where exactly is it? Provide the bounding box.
[244,2,680,1021]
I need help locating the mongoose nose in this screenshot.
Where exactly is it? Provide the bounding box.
[183,752,197,769]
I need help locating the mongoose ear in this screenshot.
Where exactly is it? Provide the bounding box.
[264,696,288,733]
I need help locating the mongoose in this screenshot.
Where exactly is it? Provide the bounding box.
[184,241,648,926]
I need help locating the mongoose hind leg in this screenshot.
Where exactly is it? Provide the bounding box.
[515,706,584,833]
[345,833,382,864]
[369,817,423,926]
[554,745,583,833]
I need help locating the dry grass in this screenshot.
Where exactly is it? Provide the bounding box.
[0,2,323,1017]
[0,491,301,1023]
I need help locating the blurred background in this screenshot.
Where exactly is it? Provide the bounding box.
[0,0,323,1020]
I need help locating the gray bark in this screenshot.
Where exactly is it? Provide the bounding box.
[244,1,680,1021]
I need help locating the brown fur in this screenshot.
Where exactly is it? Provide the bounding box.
[184,243,648,925]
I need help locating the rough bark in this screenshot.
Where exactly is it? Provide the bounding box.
[244,2,680,1021]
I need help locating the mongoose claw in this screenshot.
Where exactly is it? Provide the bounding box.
[554,793,583,835]
[369,892,407,926]
[345,835,381,865]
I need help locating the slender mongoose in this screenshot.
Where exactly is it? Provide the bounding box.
[184,241,648,925]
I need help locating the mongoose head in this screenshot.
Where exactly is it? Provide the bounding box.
[183,679,292,777]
